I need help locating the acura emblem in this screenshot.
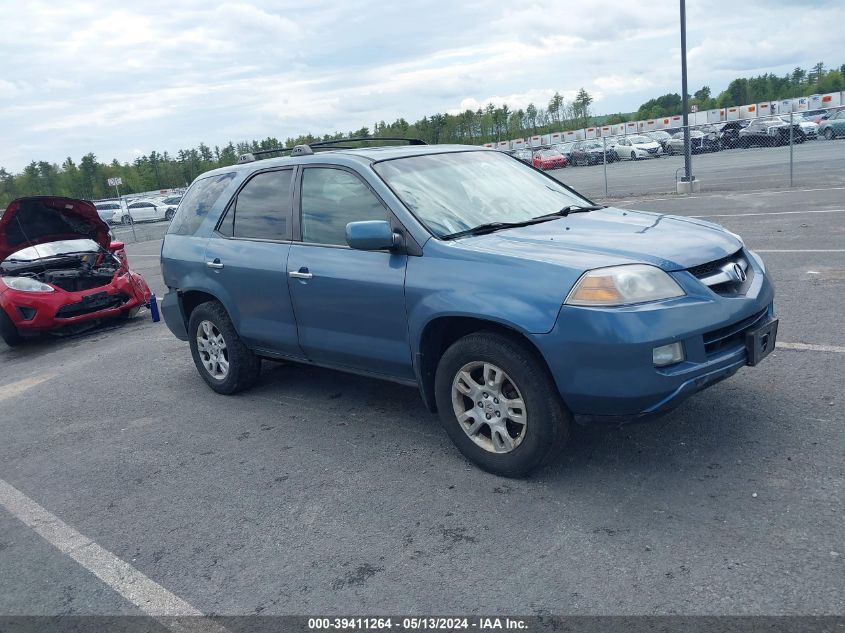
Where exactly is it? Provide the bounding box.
[722,262,747,283]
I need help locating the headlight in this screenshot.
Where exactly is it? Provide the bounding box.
[565,264,685,307]
[2,276,55,292]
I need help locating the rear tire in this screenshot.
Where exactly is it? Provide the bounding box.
[434,331,570,477]
[0,308,23,347]
[188,301,261,395]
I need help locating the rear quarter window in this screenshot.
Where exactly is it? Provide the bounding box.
[167,172,236,236]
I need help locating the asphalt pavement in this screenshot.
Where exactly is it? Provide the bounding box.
[1,177,843,618]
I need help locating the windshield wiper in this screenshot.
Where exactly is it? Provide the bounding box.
[534,204,605,220]
[442,217,557,240]
[441,205,605,240]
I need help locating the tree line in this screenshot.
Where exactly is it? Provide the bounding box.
[1,63,843,206]
[636,62,845,119]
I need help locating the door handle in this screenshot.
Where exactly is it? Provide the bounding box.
[289,268,313,280]
[206,258,224,269]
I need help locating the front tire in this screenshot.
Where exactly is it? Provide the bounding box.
[188,301,261,395]
[824,128,835,140]
[630,151,637,161]
[434,331,570,477]
[0,308,23,347]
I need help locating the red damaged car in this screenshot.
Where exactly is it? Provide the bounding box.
[0,196,152,346]
[531,148,568,170]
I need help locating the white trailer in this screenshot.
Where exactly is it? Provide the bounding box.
[757,102,774,118]
[820,92,842,108]
[739,104,759,118]
[706,108,722,123]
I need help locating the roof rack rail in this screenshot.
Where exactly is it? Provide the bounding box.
[308,137,427,149]
[237,145,312,164]
[236,137,426,164]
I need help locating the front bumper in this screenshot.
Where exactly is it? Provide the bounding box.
[530,251,775,421]
[1,272,150,332]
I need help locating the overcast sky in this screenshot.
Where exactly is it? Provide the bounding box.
[1,0,842,171]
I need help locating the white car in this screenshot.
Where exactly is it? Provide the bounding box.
[778,114,818,139]
[615,135,663,160]
[113,199,172,224]
[93,200,126,225]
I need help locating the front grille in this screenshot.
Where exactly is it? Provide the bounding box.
[704,308,768,356]
[688,250,742,278]
[55,292,130,319]
[687,249,753,296]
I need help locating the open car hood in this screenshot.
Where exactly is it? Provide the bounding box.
[0,197,111,262]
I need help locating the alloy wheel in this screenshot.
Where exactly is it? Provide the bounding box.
[451,361,527,454]
[196,320,229,380]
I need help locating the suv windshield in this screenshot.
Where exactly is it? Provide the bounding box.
[373,150,590,238]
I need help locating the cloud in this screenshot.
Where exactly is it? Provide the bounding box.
[0,0,842,171]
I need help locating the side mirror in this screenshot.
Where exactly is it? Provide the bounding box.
[109,240,125,251]
[346,220,398,251]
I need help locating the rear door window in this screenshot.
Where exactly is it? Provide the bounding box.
[167,172,236,236]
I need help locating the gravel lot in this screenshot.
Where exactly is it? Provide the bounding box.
[1,178,843,619]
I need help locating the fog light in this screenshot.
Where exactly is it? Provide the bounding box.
[653,342,684,367]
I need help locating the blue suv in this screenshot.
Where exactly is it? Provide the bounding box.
[160,139,777,477]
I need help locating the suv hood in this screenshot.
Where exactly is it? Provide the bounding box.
[454,207,741,271]
[0,197,111,262]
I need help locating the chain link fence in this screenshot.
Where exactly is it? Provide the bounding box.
[530,109,845,201]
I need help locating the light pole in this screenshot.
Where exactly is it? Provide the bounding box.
[680,0,693,185]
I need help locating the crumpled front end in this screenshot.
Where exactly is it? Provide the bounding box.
[1,270,151,334]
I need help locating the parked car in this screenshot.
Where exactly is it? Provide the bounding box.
[802,108,833,125]
[512,148,533,164]
[0,197,152,346]
[93,200,124,225]
[818,109,845,140]
[159,195,182,221]
[615,135,664,159]
[706,121,746,149]
[532,148,568,170]
[665,129,720,154]
[778,114,818,139]
[645,130,673,152]
[113,198,173,224]
[738,118,806,147]
[160,141,776,477]
[550,142,575,163]
[570,140,618,165]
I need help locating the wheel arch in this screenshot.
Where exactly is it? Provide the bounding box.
[179,289,229,329]
[415,315,550,413]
